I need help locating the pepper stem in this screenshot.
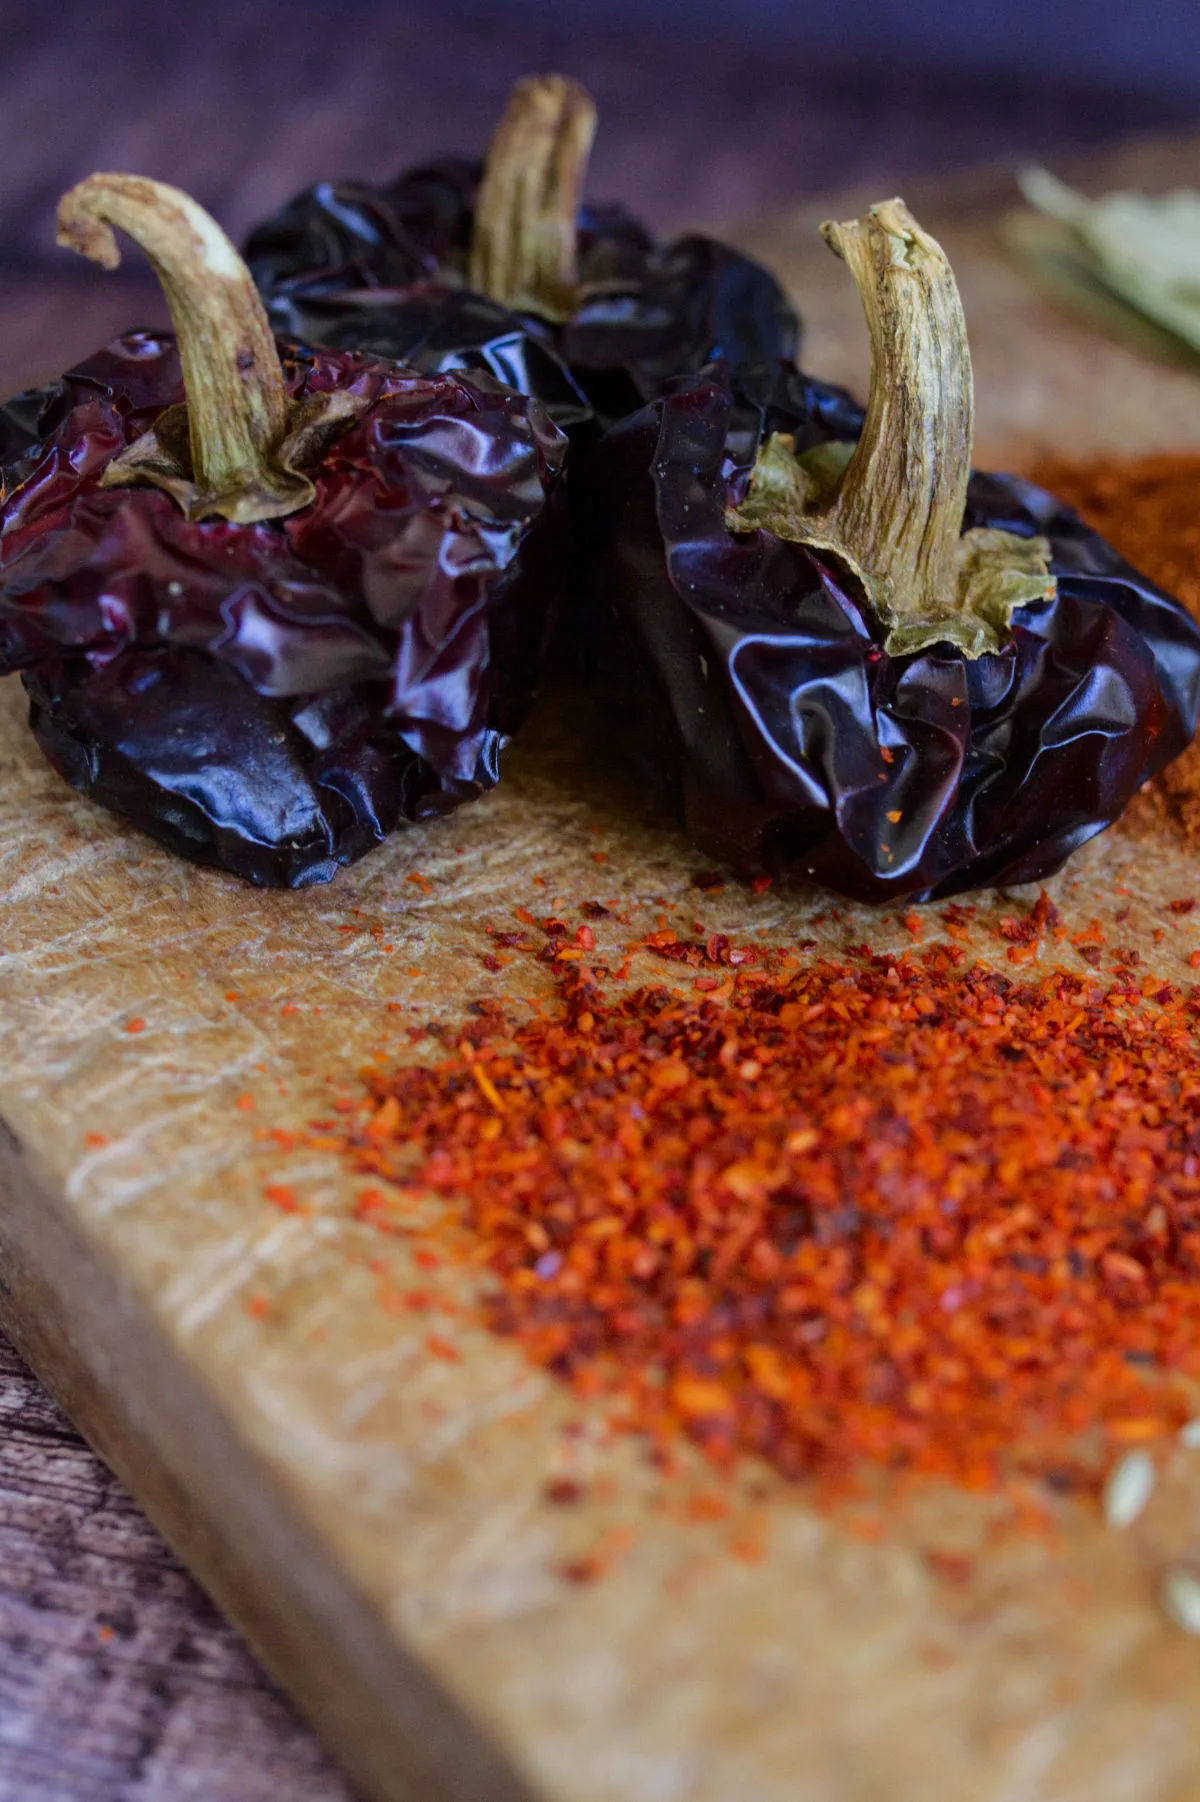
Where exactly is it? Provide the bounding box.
[57,174,316,523]
[727,198,1054,658]
[468,74,597,324]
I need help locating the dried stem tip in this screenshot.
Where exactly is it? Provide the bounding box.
[57,174,315,523]
[728,198,1055,658]
[469,74,597,324]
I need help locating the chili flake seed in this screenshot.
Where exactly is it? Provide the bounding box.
[1162,1568,1200,1635]
[1102,1450,1156,1530]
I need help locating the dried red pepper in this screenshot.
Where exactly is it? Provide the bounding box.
[575,201,1200,900]
[0,177,565,886]
[246,75,799,437]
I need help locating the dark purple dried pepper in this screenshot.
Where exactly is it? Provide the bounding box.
[245,76,799,437]
[0,177,565,887]
[575,201,1200,901]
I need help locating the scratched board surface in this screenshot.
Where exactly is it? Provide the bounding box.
[5,145,1200,1802]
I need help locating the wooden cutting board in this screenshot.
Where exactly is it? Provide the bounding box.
[6,138,1200,1802]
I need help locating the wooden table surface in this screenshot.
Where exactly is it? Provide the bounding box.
[1,4,1197,1797]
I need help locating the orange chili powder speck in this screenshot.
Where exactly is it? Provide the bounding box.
[125,1018,146,1034]
[1029,451,1200,845]
[332,918,1200,1500]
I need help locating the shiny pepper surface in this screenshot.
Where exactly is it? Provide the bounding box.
[0,177,565,887]
[246,76,799,438]
[575,203,1200,900]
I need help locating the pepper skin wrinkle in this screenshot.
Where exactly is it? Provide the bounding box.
[573,202,1200,901]
[244,74,799,438]
[0,179,566,886]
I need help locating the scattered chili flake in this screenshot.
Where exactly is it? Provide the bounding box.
[264,1183,301,1213]
[1170,899,1197,916]
[425,1332,462,1363]
[562,1555,603,1584]
[560,1524,635,1583]
[84,1132,109,1148]
[124,1018,146,1034]
[997,888,1061,947]
[331,924,1200,1503]
[924,1550,974,1586]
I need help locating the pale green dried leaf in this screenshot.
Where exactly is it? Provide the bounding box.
[1019,167,1200,355]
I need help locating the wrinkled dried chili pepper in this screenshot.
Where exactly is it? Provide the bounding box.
[246,74,799,436]
[0,176,565,886]
[575,201,1200,901]
[338,911,1200,1498]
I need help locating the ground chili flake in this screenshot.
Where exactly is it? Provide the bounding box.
[331,923,1200,1501]
[1030,451,1200,845]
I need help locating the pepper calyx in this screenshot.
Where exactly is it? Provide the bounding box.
[57,174,355,524]
[468,74,597,324]
[725,198,1055,658]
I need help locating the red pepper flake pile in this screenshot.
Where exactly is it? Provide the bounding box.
[1031,452,1200,846]
[340,927,1200,1499]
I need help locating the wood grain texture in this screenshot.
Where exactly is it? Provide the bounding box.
[6,677,1200,1802]
[1,8,1200,1790]
[0,1344,355,1802]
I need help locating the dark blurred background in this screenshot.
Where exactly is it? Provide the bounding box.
[1,0,1198,393]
